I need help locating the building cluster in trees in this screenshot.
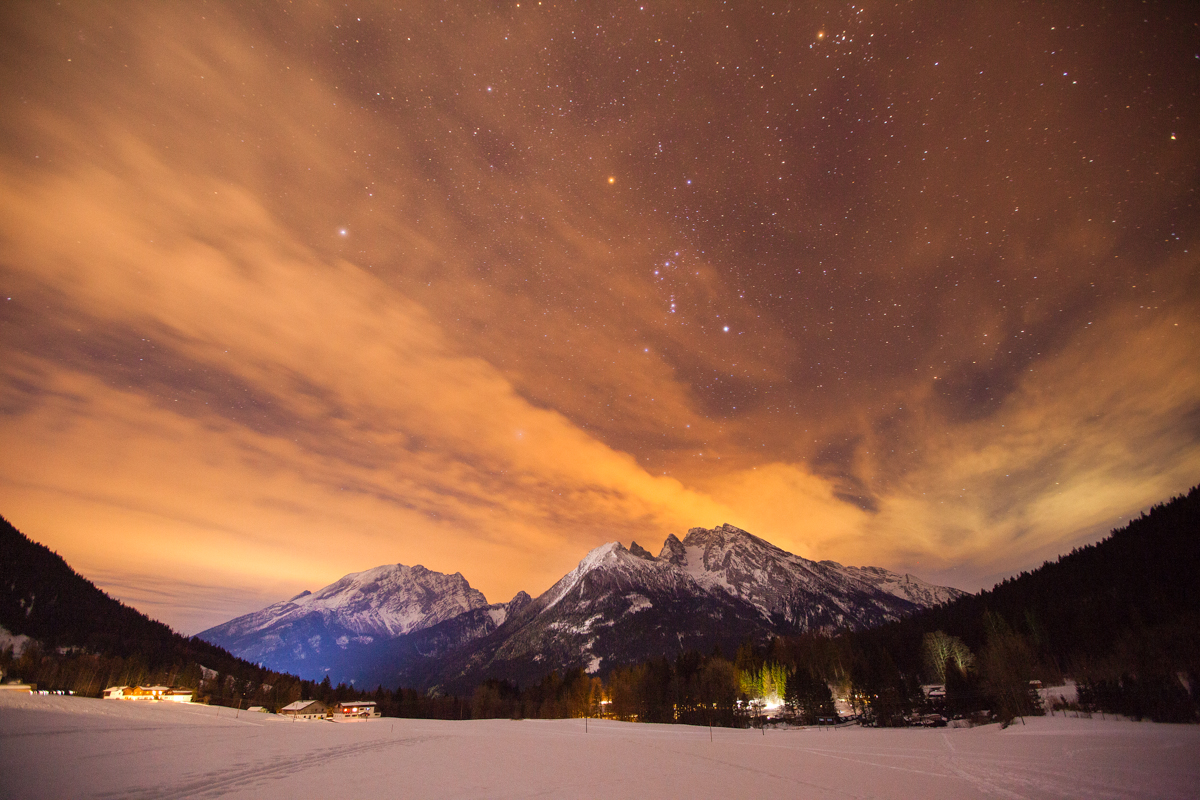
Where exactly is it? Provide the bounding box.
[461,641,838,728]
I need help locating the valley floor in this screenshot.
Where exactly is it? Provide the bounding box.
[1,692,1197,799]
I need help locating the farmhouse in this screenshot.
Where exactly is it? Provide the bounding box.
[335,700,379,719]
[103,685,192,702]
[280,700,328,719]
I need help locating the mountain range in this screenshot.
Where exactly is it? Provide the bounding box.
[4,488,1196,722]
[199,523,963,691]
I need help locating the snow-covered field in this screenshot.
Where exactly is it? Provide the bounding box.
[2,692,1197,799]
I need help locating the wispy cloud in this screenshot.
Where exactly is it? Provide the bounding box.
[1,2,1196,631]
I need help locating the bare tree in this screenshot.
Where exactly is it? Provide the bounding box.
[922,631,975,683]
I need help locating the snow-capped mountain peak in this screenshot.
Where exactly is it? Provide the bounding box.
[535,525,964,631]
[197,563,491,674]
[655,523,965,627]
[274,563,486,637]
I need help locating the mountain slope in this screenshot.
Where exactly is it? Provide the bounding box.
[0,514,262,679]
[342,591,532,689]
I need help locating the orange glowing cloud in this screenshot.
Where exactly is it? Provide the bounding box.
[1,2,1197,633]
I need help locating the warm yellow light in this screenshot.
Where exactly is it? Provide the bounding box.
[608,176,615,184]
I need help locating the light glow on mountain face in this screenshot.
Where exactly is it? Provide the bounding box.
[0,2,1197,633]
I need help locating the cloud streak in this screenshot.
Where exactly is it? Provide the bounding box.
[0,1,1196,632]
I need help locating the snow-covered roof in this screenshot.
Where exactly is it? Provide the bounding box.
[281,700,323,712]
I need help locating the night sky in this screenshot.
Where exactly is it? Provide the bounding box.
[1,2,1197,635]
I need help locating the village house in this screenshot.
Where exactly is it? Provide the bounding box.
[103,686,193,702]
[335,700,379,720]
[280,699,328,719]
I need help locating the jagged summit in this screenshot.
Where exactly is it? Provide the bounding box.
[628,541,654,560]
[660,523,964,626]
[540,541,701,613]
[684,522,775,545]
[658,533,686,565]
[436,524,967,689]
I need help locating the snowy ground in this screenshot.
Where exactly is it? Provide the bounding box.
[2,692,1198,799]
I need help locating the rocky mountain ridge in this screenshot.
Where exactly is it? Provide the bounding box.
[199,524,964,687]
[416,525,965,690]
[664,523,961,629]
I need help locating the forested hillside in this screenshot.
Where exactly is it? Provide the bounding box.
[848,484,1200,722]
[1,514,243,665]
[0,517,294,706]
[867,484,1200,672]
